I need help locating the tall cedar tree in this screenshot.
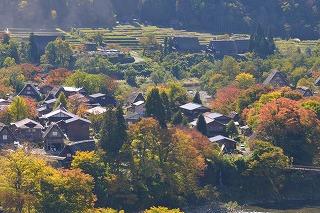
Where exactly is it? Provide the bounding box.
[172,110,183,125]
[54,92,68,109]
[249,25,275,58]
[115,105,128,150]
[160,91,172,122]
[226,121,238,139]
[196,114,207,136]
[145,88,167,128]
[28,33,40,64]
[100,107,127,156]
[2,33,10,44]
[193,91,202,104]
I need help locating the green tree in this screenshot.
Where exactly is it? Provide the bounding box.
[172,110,183,125]
[192,91,202,104]
[235,73,255,89]
[249,25,275,58]
[38,169,95,213]
[8,96,29,121]
[3,57,16,67]
[100,107,127,157]
[2,33,10,44]
[124,66,137,87]
[144,206,183,213]
[115,105,128,152]
[42,38,73,68]
[72,151,110,207]
[145,87,167,128]
[226,121,238,139]
[160,91,172,122]
[196,114,207,136]
[54,92,68,109]
[28,33,40,64]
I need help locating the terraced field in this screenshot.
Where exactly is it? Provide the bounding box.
[275,39,320,54]
[73,25,248,51]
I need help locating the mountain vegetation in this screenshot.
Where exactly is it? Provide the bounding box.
[2,1,320,38]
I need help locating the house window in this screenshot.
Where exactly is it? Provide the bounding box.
[52,131,58,136]
[3,135,8,140]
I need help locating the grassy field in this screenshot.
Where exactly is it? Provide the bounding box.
[275,39,319,54]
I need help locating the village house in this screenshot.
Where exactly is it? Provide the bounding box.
[234,39,250,54]
[63,87,87,97]
[296,86,313,97]
[0,98,11,106]
[40,107,76,126]
[207,39,250,58]
[263,70,290,87]
[68,93,90,106]
[315,76,320,86]
[188,90,213,106]
[86,106,107,115]
[190,112,232,137]
[204,112,232,125]
[63,116,91,141]
[172,36,202,53]
[228,111,240,122]
[59,140,96,159]
[179,102,211,121]
[43,123,65,153]
[240,125,252,137]
[89,93,117,107]
[125,100,146,124]
[11,118,44,142]
[0,123,15,147]
[45,86,65,101]
[40,106,92,143]
[18,83,42,100]
[126,92,145,107]
[209,135,237,153]
[38,84,54,95]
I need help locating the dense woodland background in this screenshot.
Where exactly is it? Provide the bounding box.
[2,0,320,39]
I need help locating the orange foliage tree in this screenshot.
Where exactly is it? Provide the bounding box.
[128,118,217,205]
[211,85,242,114]
[44,68,72,86]
[256,97,320,164]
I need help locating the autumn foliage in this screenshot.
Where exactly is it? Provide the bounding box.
[211,85,242,114]
[256,97,320,164]
[44,68,72,86]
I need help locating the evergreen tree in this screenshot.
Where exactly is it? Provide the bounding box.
[115,105,128,152]
[28,33,40,64]
[160,91,172,122]
[226,121,238,139]
[100,109,117,154]
[249,24,275,58]
[196,114,207,136]
[145,87,167,128]
[100,106,128,157]
[172,110,183,125]
[54,92,68,109]
[2,33,10,44]
[192,91,202,104]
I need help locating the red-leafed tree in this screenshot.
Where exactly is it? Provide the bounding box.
[45,68,72,86]
[256,97,320,164]
[211,85,242,114]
